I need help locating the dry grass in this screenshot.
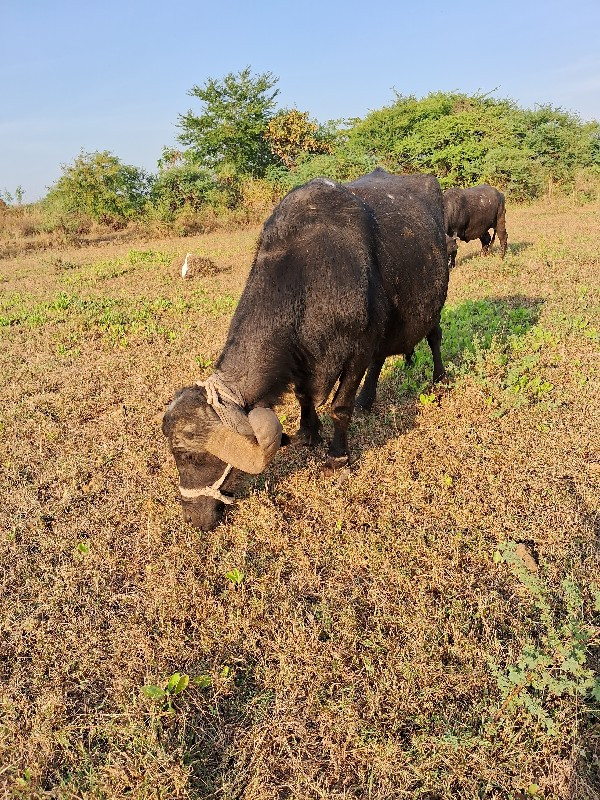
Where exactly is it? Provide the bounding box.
[1,197,599,799]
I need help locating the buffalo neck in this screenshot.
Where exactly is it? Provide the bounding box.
[215,313,296,410]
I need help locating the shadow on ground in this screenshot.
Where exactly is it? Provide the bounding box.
[456,240,533,266]
[340,293,544,460]
[239,294,545,486]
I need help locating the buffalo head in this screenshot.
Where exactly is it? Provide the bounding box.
[446,235,458,268]
[162,385,282,530]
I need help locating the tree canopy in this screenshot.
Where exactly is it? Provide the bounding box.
[177,67,280,177]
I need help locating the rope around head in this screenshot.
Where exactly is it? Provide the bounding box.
[196,372,246,431]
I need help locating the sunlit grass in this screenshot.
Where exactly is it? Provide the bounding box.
[0,198,599,799]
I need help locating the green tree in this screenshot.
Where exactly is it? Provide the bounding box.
[519,107,600,184]
[45,150,153,226]
[151,163,219,219]
[178,67,280,177]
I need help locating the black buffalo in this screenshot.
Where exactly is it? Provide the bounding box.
[443,183,508,266]
[162,169,449,530]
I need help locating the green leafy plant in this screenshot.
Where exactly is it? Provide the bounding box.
[490,541,600,733]
[142,672,190,710]
[150,160,220,218]
[178,67,280,178]
[196,355,213,370]
[225,568,244,586]
[192,674,213,689]
[419,391,436,406]
[44,150,153,228]
[264,109,333,169]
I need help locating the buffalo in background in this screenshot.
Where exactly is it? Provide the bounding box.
[443,184,508,267]
[162,168,450,530]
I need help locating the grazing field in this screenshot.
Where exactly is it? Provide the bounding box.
[1,197,599,800]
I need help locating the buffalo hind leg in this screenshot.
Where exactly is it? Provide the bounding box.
[293,390,322,446]
[480,231,492,256]
[326,354,373,473]
[428,319,445,383]
[497,209,508,258]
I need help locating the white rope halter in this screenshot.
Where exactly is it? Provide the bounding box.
[196,373,246,430]
[179,373,244,505]
[179,464,235,505]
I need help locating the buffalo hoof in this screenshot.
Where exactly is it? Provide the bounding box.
[323,454,349,476]
[292,428,322,447]
[355,397,374,414]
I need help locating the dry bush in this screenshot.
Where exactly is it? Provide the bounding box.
[572,168,600,203]
[170,252,221,279]
[0,198,599,799]
[239,178,281,221]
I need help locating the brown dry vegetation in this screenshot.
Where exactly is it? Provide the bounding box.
[1,198,599,800]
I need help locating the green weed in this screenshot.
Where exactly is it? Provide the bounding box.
[142,672,190,711]
[196,355,214,370]
[489,541,600,734]
[225,568,245,586]
[127,249,171,266]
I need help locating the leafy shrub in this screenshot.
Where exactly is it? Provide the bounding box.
[343,91,600,200]
[484,146,547,201]
[150,162,218,219]
[239,177,281,220]
[44,150,153,228]
[490,541,600,734]
[268,145,377,192]
[572,166,600,201]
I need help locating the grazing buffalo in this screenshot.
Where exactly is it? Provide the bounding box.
[443,184,508,266]
[162,168,449,530]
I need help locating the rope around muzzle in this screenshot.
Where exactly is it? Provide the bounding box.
[179,373,245,506]
[179,464,235,505]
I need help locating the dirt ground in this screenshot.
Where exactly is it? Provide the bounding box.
[0,197,599,799]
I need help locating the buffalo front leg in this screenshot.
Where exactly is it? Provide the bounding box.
[355,356,385,413]
[427,319,445,383]
[326,354,373,473]
[293,390,322,446]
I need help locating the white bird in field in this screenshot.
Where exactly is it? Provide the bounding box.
[181,252,192,278]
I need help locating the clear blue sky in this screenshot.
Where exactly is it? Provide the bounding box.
[2,0,599,202]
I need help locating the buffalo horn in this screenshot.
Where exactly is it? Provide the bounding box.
[205,408,282,474]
